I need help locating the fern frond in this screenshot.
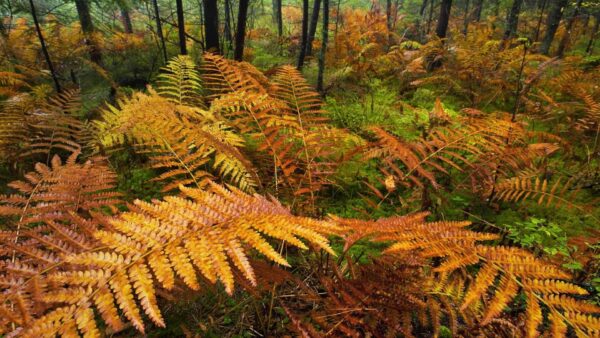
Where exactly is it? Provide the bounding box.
[201,53,266,98]
[156,55,204,107]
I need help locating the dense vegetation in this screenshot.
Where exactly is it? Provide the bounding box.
[0,0,599,336]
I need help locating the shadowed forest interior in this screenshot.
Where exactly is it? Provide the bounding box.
[0,0,600,336]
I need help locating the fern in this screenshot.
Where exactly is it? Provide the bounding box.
[156,55,204,107]
[0,180,340,336]
[95,88,258,192]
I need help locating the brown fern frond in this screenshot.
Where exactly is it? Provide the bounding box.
[200,53,266,99]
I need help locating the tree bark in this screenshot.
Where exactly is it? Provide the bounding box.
[151,0,168,63]
[297,0,309,69]
[503,0,523,40]
[386,0,392,30]
[533,0,547,42]
[556,0,583,58]
[121,8,133,33]
[474,0,483,22]
[426,0,435,35]
[435,0,452,39]
[306,0,322,56]
[463,0,470,35]
[586,13,599,55]
[74,0,102,65]
[29,0,60,93]
[203,0,220,54]
[540,0,568,55]
[416,0,429,40]
[176,0,187,55]
[234,0,250,61]
[275,0,283,37]
[317,0,329,93]
[224,0,233,51]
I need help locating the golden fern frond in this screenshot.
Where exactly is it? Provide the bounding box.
[493,176,590,212]
[334,213,600,336]
[200,53,266,99]
[2,183,341,336]
[0,71,30,96]
[95,89,258,192]
[156,55,204,107]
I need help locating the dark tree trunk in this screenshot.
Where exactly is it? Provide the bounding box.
[74,0,102,64]
[474,0,483,22]
[203,0,220,53]
[540,0,568,55]
[435,0,452,39]
[28,0,60,93]
[152,0,168,63]
[275,0,283,37]
[121,8,133,33]
[463,0,470,35]
[306,0,322,56]
[416,0,429,40]
[224,0,233,51]
[426,0,435,35]
[533,0,547,42]
[176,0,187,55]
[586,14,599,54]
[297,0,309,69]
[386,0,392,30]
[503,0,523,40]
[234,0,249,61]
[317,0,329,93]
[556,0,583,58]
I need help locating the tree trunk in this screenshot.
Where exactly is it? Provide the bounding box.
[463,0,470,35]
[533,0,547,42]
[121,8,133,33]
[586,13,599,55]
[416,0,429,40]
[234,0,250,61]
[540,0,568,55]
[275,0,283,37]
[28,0,60,93]
[426,0,435,35]
[474,0,483,22]
[74,0,102,65]
[556,0,583,58]
[203,0,220,53]
[503,0,523,40]
[297,0,309,69]
[152,0,168,63]
[317,0,329,93]
[435,0,452,39]
[224,0,233,51]
[386,0,392,30]
[175,0,187,55]
[306,0,321,56]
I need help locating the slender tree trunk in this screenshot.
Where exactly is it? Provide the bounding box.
[306,0,322,56]
[152,0,168,62]
[435,0,452,39]
[463,0,470,35]
[175,0,187,55]
[540,0,568,55]
[203,0,220,53]
[427,0,435,35]
[416,0,429,40]
[386,0,392,30]
[234,0,250,60]
[503,0,523,40]
[474,0,483,22]
[533,0,547,42]
[28,0,60,93]
[276,0,283,37]
[297,0,309,69]
[121,8,133,33]
[556,0,583,58]
[317,0,329,93]
[586,14,599,55]
[224,0,233,52]
[74,0,102,65]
